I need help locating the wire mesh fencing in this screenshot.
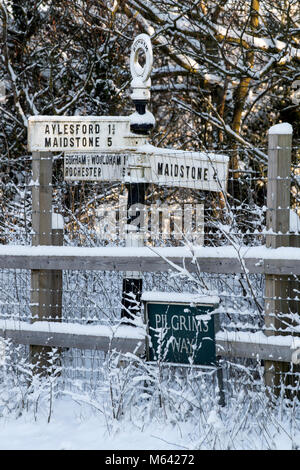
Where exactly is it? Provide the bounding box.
[0,144,299,400]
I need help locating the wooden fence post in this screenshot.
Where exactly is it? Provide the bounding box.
[264,123,296,396]
[50,212,64,321]
[30,151,62,374]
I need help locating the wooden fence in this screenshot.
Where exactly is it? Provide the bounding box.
[0,245,299,365]
[0,124,299,389]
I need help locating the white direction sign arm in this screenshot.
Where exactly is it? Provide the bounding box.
[63,148,229,192]
[28,116,147,152]
[148,151,229,192]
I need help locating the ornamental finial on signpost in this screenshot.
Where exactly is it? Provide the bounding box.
[130,34,155,135]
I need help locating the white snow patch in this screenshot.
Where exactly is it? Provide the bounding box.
[216,330,300,349]
[141,291,219,305]
[0,320,145,340]
[268,123,293,135]
[0,244,299,261]
[52,212,64,230]
[290,210,300,233]
[129,111,155,126]
[0,397,190,450]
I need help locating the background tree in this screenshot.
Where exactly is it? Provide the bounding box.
[0,0,134,240]
[116,0,299,209]
[0,0,299,241]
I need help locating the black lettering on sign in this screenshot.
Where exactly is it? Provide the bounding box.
[157,162,211,180]
[157,163,163,175]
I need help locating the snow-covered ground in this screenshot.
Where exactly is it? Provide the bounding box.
[0,397,198,450]
[0,395,299,450]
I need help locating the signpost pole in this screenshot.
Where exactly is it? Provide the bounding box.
[121,34,154,322]
[121,183,147,321]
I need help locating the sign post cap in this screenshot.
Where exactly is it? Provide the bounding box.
[129,34,155,135]
[130,34,153,83]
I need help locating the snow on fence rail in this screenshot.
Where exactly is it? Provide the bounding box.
[0,245,300,275]
[0,320,145,355]
[0,319,300,365]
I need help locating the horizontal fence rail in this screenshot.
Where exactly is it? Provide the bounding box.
[0,320,145,355]
[216,331,300,365]
[0,245,300,275]
[0,243,299,365]
[0,320,299,364]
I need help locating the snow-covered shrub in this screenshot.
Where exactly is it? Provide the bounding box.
[0,340,61,422]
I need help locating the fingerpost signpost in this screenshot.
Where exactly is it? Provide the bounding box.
[27,34,229,375]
